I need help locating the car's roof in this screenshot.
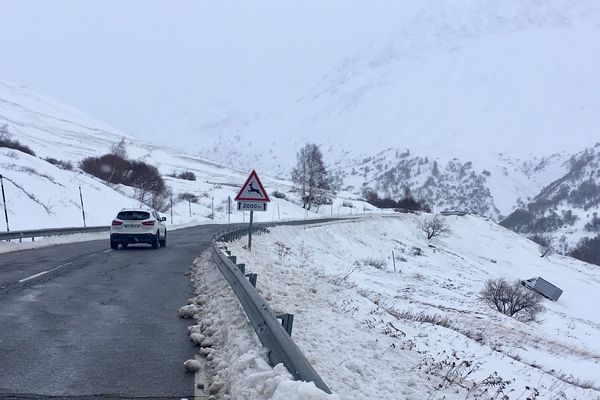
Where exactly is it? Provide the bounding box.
[118,208,153,212]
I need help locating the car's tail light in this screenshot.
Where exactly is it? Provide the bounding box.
[142,220,155,226]
[112,220,123,226]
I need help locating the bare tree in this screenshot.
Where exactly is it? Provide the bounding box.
[111,137,128,158]
[529,235,553,258]
[107,137,128,184]
[479,278,545,322]
[291,143,331,210]
[418,215,451,239]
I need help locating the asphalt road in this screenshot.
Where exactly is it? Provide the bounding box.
[0,223,226,400]
[0,217,346,399]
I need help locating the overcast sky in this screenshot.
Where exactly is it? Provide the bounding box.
[0,1,393,146]
[1,1,599,159]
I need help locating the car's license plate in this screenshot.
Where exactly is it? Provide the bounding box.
[124,224,139,228]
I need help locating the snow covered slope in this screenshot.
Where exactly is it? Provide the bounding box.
[0,79,372,231]
[220,214,600,399]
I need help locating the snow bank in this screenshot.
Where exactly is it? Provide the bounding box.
[188,252,338,400]
[0,231,108,254]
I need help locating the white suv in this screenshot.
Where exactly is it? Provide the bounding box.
[110,208,167,249]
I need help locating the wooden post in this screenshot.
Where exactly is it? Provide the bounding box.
[392,250,396,272]
[79,186,87,227]
[170,194,173,224]
[228,196,231,223]
[0,175,9,232]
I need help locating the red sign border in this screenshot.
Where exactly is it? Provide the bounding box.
[234,170,271,202]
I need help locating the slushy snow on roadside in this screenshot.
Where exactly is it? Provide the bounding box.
[188,252,338,400]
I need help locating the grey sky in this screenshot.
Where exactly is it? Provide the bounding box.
[1,1,599,159]
[0,1,384,146]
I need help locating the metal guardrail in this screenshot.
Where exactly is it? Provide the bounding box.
[217,226,270,243]
[0,226,110,242]
[211,227,332,394]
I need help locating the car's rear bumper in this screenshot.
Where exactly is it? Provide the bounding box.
[111,233,156,244]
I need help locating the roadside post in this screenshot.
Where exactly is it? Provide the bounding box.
[227,196,231,223]
[78,186,87,227]
[234,170,270,251]
[0,174,9,232]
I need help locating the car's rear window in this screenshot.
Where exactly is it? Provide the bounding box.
[117,211,150,221]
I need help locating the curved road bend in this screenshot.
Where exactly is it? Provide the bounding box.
[0,224,225,400]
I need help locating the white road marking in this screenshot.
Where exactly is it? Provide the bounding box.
[18,261,73,283]
[103,249,112,253]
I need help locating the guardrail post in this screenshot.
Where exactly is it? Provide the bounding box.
[245,273,257,287]
[237,263,245,274]
[276,313,294,336]
[228,255,237,264]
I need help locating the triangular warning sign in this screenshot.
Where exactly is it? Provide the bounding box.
[235,170,271,202]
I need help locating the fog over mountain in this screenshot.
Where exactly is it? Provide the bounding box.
[1,0,598,166]
[1,0,599,234]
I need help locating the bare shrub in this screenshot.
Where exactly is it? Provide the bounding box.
[359,257,387,269]
[80,154,130,183]
[479,278,545,321]
[393,310,452,329]
[409,246,423,256]
[177,171,197,181]
[331,262,361,286]
[178,192,199,203]
[0,124,36,156]
[412,272,425,281]
[419,352,516,399]
[274,241,291,262]
[150,187,171,212]
[81,153,168,211]
[418,214,451,240]
[418,352,481,392]
[45,157,73,170]
[298,241,313,268]
[342,200,354,208]
[272,190,287,199]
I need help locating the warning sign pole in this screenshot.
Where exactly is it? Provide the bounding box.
[235,170,271,252]
[248,210,254,251]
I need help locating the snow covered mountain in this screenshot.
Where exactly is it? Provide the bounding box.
[501,143,600,261]
[193,0,600,219]
[334,148,570,219]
